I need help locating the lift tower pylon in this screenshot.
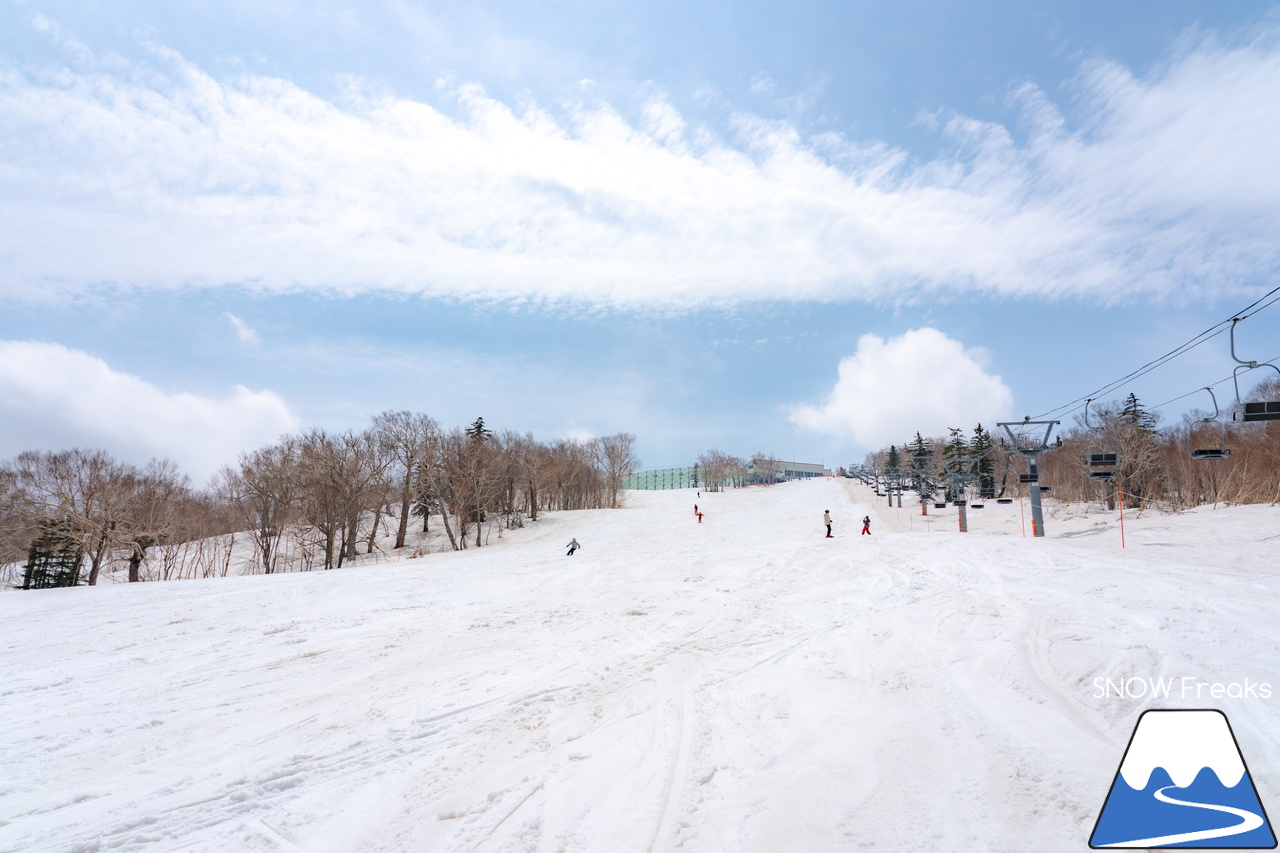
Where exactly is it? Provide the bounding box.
[997,417,1060,538]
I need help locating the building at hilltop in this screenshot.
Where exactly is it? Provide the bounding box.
[746,460,832,484]
[621,460,831,490]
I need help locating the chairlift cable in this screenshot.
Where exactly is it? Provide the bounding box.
[1150,355,1280,411]
[1033,283,1280,421]
[1034,325,1231,420]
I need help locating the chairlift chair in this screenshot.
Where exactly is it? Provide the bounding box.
[1084,399,1118,480]
[1229,318,1280,422]
[1190,387,1231,460]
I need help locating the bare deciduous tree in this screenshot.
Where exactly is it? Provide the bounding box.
[371,410,439,549]
[597,433,640,508]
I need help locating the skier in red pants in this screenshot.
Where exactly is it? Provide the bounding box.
[861,515,871,535]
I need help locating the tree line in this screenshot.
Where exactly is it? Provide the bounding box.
[861,382,1280,511]
[1,413,639,588]
[694,451,789,491]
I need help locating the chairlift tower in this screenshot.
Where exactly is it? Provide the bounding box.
[908,457,938,515]
[942,457,980,533]
[886,466,908,508]
[998,417,1060,538]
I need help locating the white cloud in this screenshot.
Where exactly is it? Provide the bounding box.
[223,312,259,343]
[789,328,1014,448]
[565,427,596,445]
[1,25,1278,307]
[0,341,300,484]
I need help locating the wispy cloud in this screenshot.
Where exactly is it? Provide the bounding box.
[223,312,259,343]
[0,341,300,483]
[789,328,1014,447]
[2,23,1278,308]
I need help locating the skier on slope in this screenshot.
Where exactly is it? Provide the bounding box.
[861,515,871,536]
[823,510,833,538]
[566,538,581,556]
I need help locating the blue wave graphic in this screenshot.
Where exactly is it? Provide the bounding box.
[1091,766,1276,848]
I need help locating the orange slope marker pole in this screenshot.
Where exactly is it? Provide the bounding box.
[1118,484,1126,549]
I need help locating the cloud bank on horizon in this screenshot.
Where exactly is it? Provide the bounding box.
[3,18,1279,308]
[790,328,1015,447]
[0,341,300,483]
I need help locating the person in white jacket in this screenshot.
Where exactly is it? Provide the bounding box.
[566,538,581,556]
[823,510,833,538]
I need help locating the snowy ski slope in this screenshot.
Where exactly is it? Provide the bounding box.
[2,478,1279,852]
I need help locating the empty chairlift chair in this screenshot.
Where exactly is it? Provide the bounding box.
[1229,317,1280,422]
[1190,387,1232,460]
[1087,452,1117,480]
[1083,399,1118,480]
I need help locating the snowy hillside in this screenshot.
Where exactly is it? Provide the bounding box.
[3,479,1279,852]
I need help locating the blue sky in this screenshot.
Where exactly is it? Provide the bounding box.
[2,0,1279,483]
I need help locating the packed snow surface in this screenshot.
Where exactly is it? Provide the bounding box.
[3,479,1279,852]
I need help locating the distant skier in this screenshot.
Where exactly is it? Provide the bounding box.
[861,515,871,536]
[823,510,833,538]
[697,511,704,523]
[694,503,699,515]
[566,538,581,556]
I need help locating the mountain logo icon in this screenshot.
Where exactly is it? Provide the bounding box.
[1090,709,1276,848]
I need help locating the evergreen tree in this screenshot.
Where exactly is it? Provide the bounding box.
[885,445,901,474]
[467,417,493,441]
[940,428,970,501]
[21,517,83,589]
[1119,394,1159,433]
[909,432,934,499]
[909,432,933,470]
[971,423,995,494]
[943,427,969,475]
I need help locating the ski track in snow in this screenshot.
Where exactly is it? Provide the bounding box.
[2,480,1279,852]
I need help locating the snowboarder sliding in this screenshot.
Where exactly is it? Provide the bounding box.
[566,538,581,556]
[823,510,833,538]
[861,515,871,536]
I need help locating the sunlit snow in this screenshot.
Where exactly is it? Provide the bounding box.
[3,479,1278,852]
